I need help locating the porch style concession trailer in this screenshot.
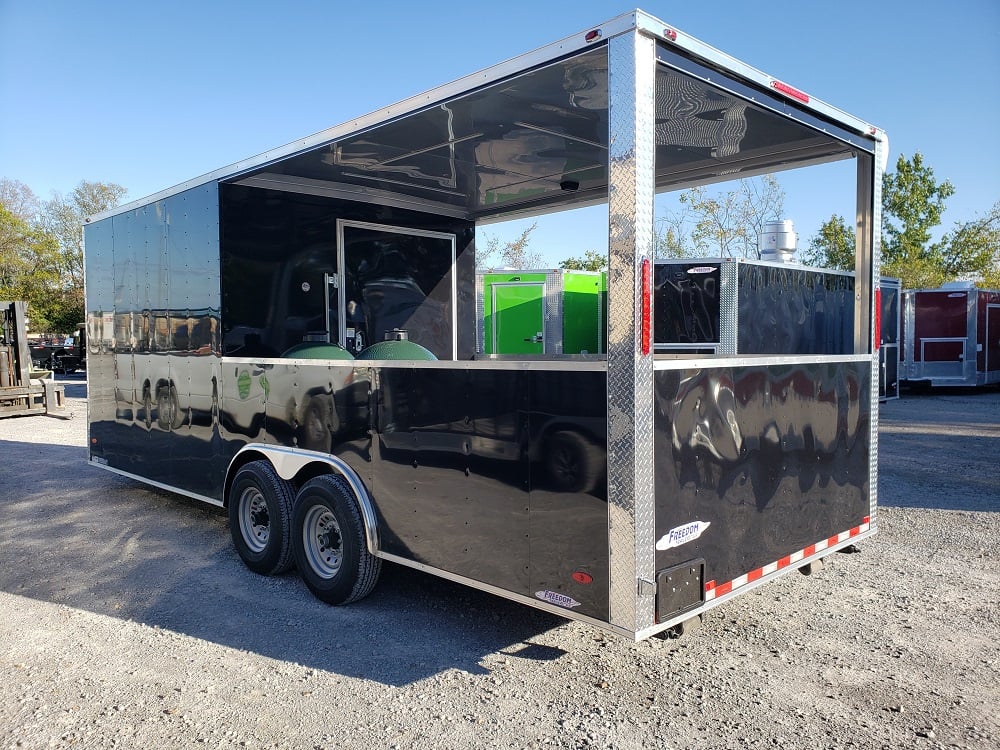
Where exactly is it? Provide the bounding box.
[83,10,887,640]
[902,283,1000,388]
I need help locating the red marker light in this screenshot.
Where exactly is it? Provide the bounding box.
[770,80,810,103]
[585,29,602,43]
[663,28,677,42]
[640,257,652,356]
[572,571,593,585]
[874,287,882,351]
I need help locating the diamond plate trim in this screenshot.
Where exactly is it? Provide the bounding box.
[607,31,657,633]
[869,136,886,525]
[546,271,564,354]
[475,272,485,354]
[720,261,739,355]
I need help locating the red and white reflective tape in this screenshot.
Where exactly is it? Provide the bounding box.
[704,517,871,601]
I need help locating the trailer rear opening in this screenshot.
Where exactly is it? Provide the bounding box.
[83,10,887,640]
[903,282,1000,388]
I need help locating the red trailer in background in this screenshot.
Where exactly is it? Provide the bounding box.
[902,283,1000,387]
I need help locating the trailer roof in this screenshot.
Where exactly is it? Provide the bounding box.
[88,9,884,225]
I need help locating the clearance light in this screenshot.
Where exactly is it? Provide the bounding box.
[585,29,602,43]
[572,571,593,585]
[663,28,678,42]
[770,80,810,103]
[640,257,652,356]
[874,287,882,351]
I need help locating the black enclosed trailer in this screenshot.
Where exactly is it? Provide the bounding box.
[879,277,901,400]
[654,260,901,399]
[83,9,887,640]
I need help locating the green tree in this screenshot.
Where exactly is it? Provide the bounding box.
[1,178,126,333]
[802,214,854,270]
[654,207,695,259]
[559,249,606,272]
[880,153,955,286]
[0,203,63,331]
[477,222,541,270]
[661,174,785,259]
[40,180,127,331]
[804,158,995,288]
[0,177,42,222]
[654,226,691,258]
[942,200,999,287]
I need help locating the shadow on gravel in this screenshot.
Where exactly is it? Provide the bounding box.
[0,438,564,686]
[879,388,999,512]
[56,373,88,399]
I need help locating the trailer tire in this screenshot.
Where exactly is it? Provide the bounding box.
[292,475,381,605]
[545,430,602,493]
[228,461,295,576]
[48,350,65,373]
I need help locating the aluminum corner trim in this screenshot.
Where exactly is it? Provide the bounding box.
[606,30,658,634]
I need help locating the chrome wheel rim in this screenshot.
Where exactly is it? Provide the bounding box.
[302,506,343,579]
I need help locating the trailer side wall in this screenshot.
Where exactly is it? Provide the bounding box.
[652,359,871,621]
[86,183,223,497]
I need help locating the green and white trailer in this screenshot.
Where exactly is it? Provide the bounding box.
[478,270,606,355]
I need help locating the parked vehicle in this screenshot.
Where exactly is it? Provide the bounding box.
[84,10,886,639]
[29,325,86,373]
[478,270,606,355]
[902,282,1000,388]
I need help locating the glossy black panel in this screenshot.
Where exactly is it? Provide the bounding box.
[341,225,455,358]
[370,366,610,620]
[653,362,871,589]
[737,264,855,355]
[86,185,225,498]
[238,47,610,219]
[219,184,475,359]
[881,284,899,345]
[654,262,720,345]
[524,369,609,619]
[372,367,530,591]
[879,281,900,399]
[655,43,870,157]
[93,352,612,618]
[83,218,116,427]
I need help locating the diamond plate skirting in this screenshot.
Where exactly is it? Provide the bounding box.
[720,261,739,355]
[869,138,886,525]
[544,271,565,354]
[606,31,657,634]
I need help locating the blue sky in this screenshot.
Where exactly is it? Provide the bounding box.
[2,0,997,266]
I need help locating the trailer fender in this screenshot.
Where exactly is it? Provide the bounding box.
[225,445,379,556]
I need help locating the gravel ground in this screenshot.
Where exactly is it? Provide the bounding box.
[1,376,997,750]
